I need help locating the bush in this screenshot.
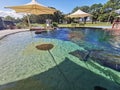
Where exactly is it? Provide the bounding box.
[52,22,58,27]
[16,23,27,29]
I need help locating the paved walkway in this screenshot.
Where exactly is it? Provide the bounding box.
[0,29,29,39]
[88,26,112,28]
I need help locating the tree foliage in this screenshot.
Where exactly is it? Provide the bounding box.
[6,0,120,25]
[71,0,120,22]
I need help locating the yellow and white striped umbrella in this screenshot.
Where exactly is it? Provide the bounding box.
[5,0,56,15]
[5,0,56,29]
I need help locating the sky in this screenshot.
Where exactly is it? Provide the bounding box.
[0,0,108,14]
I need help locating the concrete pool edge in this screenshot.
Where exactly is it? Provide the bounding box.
[0,29,29,40]
[59,26,112,29]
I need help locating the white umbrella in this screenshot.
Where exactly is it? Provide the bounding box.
[67,9,92,18]
[115,9,120,14]
[116,15,120,17]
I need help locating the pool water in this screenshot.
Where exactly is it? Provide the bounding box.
[0,28,120,90]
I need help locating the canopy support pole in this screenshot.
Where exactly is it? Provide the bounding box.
[27,14,31,29]
[26,14,35,46]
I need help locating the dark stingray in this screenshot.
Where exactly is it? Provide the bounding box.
[69,49,120,72]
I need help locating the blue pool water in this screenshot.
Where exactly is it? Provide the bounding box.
[35,28,120,71]
[37,28,116,46]
[36,28,120,54]
[0,27,120,90]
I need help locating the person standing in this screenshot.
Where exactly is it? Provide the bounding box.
[112,17,120,29]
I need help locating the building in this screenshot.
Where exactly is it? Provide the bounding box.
[4,20,16,29]
[0,17,16,30]
[0,17,6,30]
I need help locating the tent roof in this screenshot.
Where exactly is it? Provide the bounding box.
[67,9,92,18]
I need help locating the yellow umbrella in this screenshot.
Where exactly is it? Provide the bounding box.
[67,9,92,18]
[5,0,56,28]
[5,0,56,15]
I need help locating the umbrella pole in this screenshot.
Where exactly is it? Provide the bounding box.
[27,14,31,29]
[27,14,35,45]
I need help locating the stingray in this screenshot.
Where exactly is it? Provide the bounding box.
[69,49,120,72]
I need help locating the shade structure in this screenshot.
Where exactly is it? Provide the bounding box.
[5,0,56,15]
[67,9,91,18]
[5,0,56,29]
[115,9,120,14]
[116,15,120,17]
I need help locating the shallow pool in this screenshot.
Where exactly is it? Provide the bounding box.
[0,28,120,90]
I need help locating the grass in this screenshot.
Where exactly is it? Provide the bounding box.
[27,22,111,29]
[58,22,112,27]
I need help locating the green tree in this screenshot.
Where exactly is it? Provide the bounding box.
[52,11,64,23]
[89,3,103,23]
[100,0,120,22]
[4,16,15,21]
[71,6,80,13]
[79,6,90,13]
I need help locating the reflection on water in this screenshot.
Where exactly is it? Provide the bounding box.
[68,31,84,41]
[68,28,120,71]
[69,28,120,52]
[109,36,120,50]
[34,28,120,71]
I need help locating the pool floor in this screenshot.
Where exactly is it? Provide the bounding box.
[0,31,120,90]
